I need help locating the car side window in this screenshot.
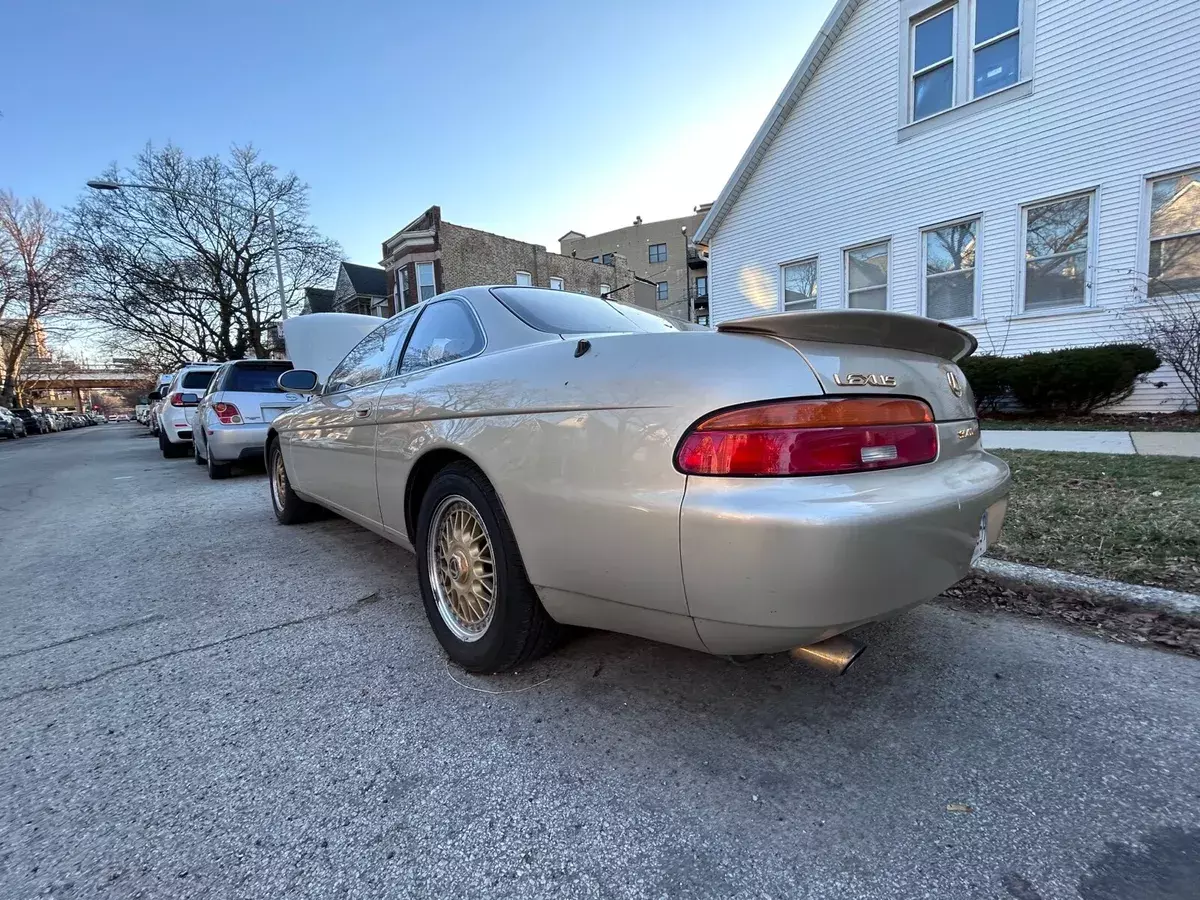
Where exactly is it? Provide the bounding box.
[325,309,418,394]
[399,298,484,375]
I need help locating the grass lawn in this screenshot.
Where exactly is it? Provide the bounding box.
[990,450,1200,593]
[982,412,1200,432]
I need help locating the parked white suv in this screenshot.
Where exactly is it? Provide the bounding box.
[154,363,220,458]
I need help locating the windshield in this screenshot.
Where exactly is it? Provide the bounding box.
[225,362,293,393]
[490,287,701,335]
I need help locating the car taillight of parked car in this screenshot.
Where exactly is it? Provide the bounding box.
[213,402,243,425]
[169,393,184,407]
[675,397,939,477]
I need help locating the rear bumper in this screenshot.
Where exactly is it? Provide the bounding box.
[205,423,270,461]
[679,428,1010,655]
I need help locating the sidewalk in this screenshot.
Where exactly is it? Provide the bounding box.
[982,429,1200,457]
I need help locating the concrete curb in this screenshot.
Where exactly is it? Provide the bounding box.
[974,558,1200,618]
[980,429,1200,457]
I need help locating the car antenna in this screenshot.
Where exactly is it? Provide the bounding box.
[574,339,591,358]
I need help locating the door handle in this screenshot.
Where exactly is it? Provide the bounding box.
[355,406,372,418]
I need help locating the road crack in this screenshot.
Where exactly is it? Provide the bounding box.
[0,596,380,705]
[0,614,167,662]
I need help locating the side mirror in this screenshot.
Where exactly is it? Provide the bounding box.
[179,393,200,406]
[148,390,161,401]
[278,369,319,393]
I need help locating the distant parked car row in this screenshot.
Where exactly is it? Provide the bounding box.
[1,407,109,439]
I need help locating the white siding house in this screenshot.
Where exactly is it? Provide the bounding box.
[696,0,1200,410]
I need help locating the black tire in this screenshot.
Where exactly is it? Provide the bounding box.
[416,461,563,673]
[267,438,320,524]
[207,453,231,480]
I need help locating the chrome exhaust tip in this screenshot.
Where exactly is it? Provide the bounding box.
[790,635,866,675]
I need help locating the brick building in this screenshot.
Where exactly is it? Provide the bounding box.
[380,207,641,313]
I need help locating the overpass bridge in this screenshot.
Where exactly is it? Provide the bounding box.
[19,368,156,411]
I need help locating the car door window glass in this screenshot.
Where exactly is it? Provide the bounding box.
[399,299,484,375]
[325,310,417,393]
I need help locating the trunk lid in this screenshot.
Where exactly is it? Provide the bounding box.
[718,310,977,421]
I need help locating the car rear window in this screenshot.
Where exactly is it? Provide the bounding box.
[490,287,698,335]
[225,363,294,393]
[181,370,216,390]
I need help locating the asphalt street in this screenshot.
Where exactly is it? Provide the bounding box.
[1,424,1198,900]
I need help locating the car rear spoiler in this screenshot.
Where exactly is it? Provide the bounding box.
[717,309,978,362]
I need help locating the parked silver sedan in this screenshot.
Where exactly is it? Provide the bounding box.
[266,288,1010,674]
[192,359,304,479]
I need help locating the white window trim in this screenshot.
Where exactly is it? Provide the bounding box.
[515,270,532,286]
[778,256,819,312]
[909,4,957,122]
[897,0,1036,133]
[1016,189,1099,315]
[1140,164,1200,299]
[549,276,564,290]
[843,239,891,310]
[415,261,437,302]
[968,0,1023,102]
[919,216,982,321]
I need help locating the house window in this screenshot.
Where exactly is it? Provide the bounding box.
[973,0,1021,98]
[1021,194,1092,310]
[549,277,564,290]
[1148,168,1200,296]
[923,220,978,319]
[396,268,409,309]
[649,243,667,264]
[912,7,955,121]
[599,282,611,297]
[515,271,533,286]
[655,282,668,304]
[904,0,1027,123]
[591,256,600,263]
[601,253,614,266]
[845,243,889,309]
[694,276,708,298]
[371,294,389,317]
[416,262,437,302]
[781,259,818,311]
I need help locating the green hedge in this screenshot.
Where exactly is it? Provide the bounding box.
[961,344,1160,415]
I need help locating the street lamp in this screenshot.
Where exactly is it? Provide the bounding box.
[86,179,290,321]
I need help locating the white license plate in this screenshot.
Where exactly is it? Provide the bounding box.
[971,511,989,564]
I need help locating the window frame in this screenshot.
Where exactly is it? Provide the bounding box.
[648,242,668,264]
[909,4,957,122]
[897,0,1035,132]
[843,240,891,310]
[694,275,708,298]
[919,216,982,321]
[549,276,564,290]
[655,281,669,304]
[1017,189,1098,314]
[1142,165,1200,298]
[415,262,437,302]
[515,270,533,286]
[778,256,819,312]
[396,296,488,377]
[601,253,614,266]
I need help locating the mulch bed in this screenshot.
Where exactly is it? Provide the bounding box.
[981,411,1200,431]
[939,574,1200,659]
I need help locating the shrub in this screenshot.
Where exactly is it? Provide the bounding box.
[1005,344,1161,414]
[960,355,1014,413]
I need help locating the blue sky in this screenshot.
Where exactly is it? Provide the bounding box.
[3,0,829,268]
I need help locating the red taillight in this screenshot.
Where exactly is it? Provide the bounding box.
[213,402,243,425]
[169,393,184,407]
[676,398,939,476]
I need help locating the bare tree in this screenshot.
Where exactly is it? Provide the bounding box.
[1126,275,1200,409]
[70,143,342,364]
[0,192,77,406]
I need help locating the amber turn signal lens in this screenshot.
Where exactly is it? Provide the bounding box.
[695,397,933,431]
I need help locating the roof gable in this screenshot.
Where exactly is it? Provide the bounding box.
[694,0,861,244]
[340,262,387,297]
